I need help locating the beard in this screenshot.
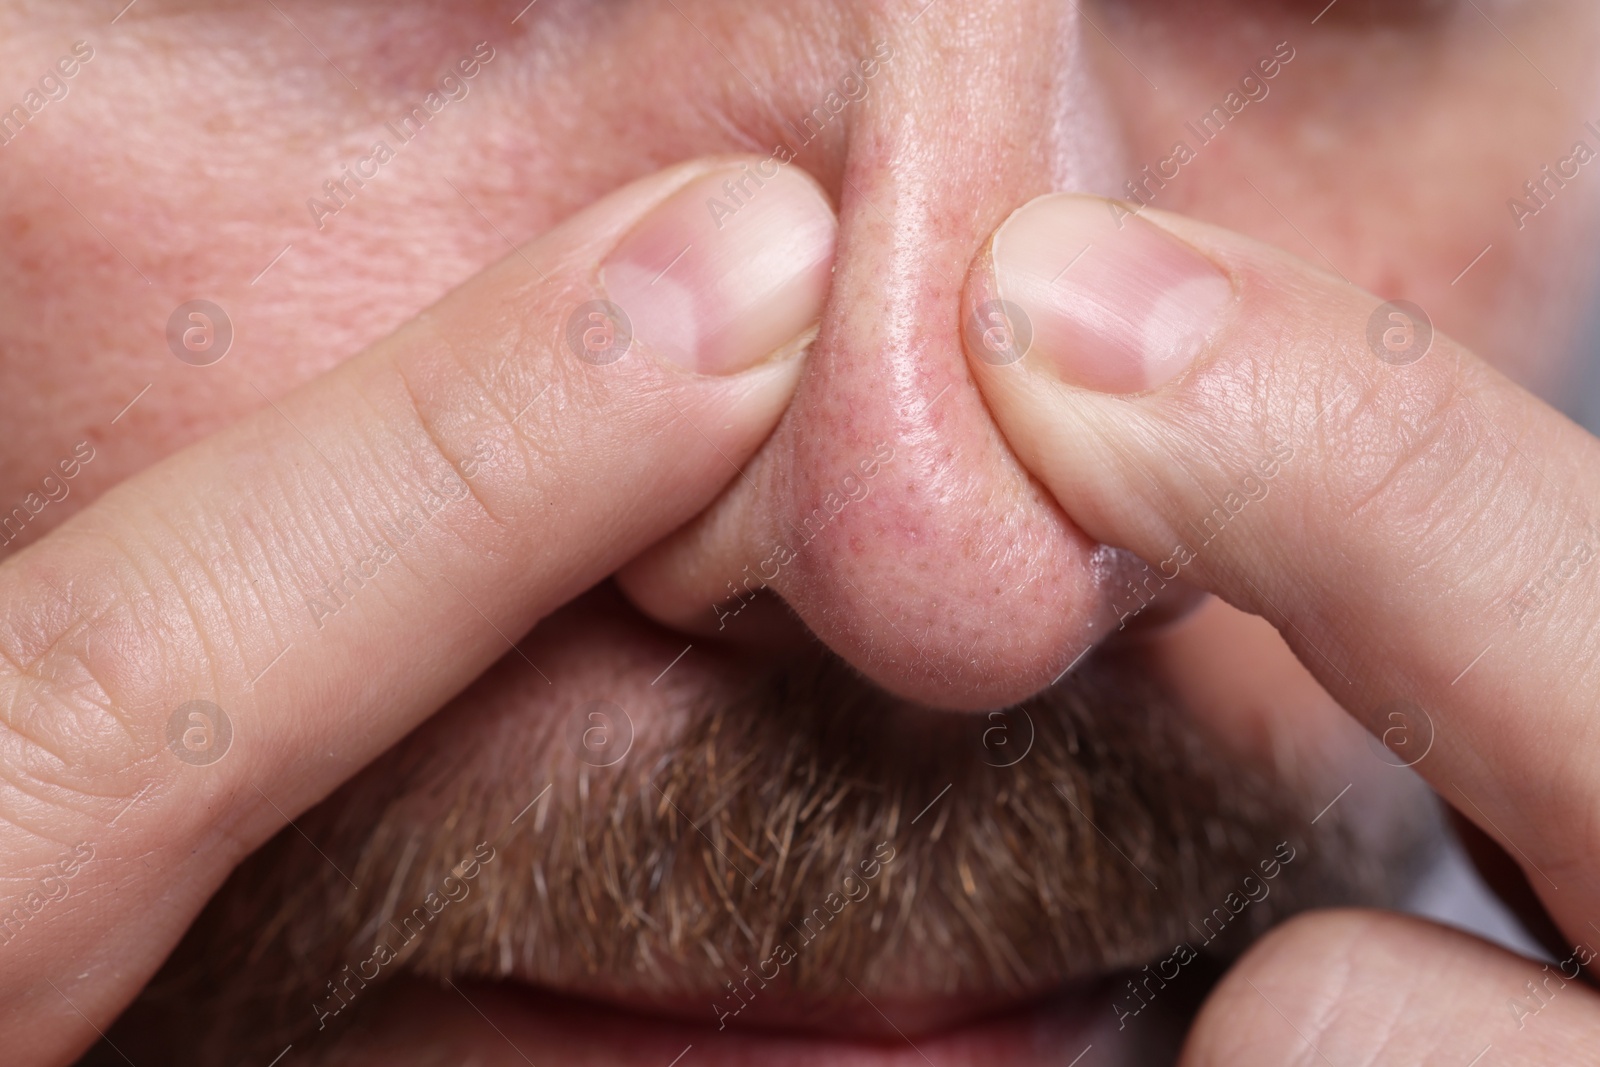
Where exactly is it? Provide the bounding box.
[95,633,1432,1066]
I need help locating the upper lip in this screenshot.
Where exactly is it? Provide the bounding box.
[497,970,1120,1044]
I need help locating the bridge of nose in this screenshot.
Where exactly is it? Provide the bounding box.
[623,3,1130,709]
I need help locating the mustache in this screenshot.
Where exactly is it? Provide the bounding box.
[111,650,1423,1065]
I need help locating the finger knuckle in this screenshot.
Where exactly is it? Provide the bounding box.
[0,538,218,807]
[388,316,584,543]
[1315,366,1534,581]
[0,679,156,838]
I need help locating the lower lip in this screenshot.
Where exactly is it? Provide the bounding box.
[319,974,1194,1066]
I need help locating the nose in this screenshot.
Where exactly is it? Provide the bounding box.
[620,1,1132,709]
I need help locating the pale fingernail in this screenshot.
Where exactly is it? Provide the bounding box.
[988,195,1233,393]
[603,164,838,375]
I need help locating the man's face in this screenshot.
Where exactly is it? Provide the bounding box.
[7,1,1597,1063]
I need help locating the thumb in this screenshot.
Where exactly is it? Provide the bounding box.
[962,193,1600,940]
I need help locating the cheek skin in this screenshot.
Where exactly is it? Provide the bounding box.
[1091,3,1600,393]
[0,2,531,547]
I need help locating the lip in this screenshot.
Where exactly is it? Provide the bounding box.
[316,970,1203,1067]
[525,972,1115,1040]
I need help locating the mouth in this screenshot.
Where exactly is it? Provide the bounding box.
[103,588,1411,1066]
[285,964,1219,1067]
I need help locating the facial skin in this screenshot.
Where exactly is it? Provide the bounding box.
[2,1,1599,1065]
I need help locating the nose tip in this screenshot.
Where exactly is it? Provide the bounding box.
[754,185,1109,709]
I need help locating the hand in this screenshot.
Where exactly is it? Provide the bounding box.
[0,158,834,1067]
[962,194,1600,1064]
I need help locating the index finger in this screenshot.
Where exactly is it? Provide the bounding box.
[962,194,1600,946]
[0,158,835,1066]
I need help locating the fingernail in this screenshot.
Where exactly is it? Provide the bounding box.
[603,164,838,375]
[989,195,1233,393]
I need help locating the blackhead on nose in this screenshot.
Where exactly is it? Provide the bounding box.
[620,2,1136,709]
